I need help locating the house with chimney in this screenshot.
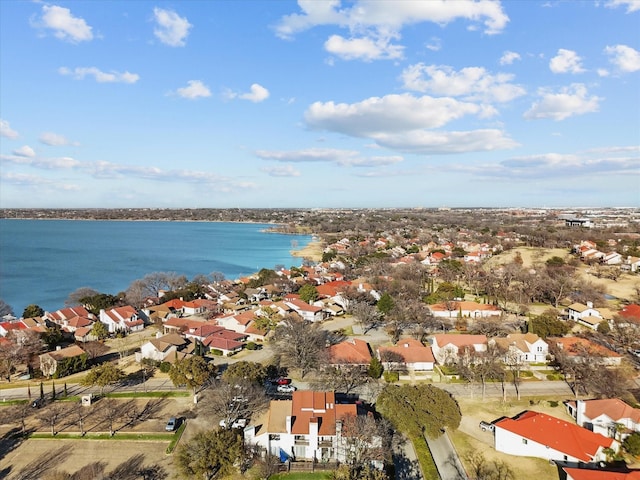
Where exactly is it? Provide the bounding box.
[244,391,381,466]
[377,338,435,372]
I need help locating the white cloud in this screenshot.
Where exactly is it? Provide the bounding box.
[256,148,360,163]
[240,84,270,103]
[153,7,192,47]
[605,44,640,72]
[400,64,526,103]
[605,0,640,13]
[0,119,18,139]
[35,5,93,43]
[524,84,602,121]
[39,132,78,146]
[426,37,442,52]
[255,148,403,167]
[305,93,494,137]
[276,0,509,39]
[597,68,610,77]
[372,129,519,154]
[499,51,521,65]
[175,80,211,99]
[1,172,79,190]
[261,165,301,177]
[324,34,404,61]
[58,67,139,83]
[549,49,585,74]
[13,146,36,158]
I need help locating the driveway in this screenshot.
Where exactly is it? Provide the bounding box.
[425,431,467,480]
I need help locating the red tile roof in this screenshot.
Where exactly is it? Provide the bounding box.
[433,334,488,349]
[378,338,435,364]
[552,337,621,358]
[619,304,640,321]
[563,467,640,480]
[580,398,640,424]
[496,411,615,462]
[291,391,357,436]
[328,339,372,365]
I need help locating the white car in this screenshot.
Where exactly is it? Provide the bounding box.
[277,384,296,393]
[219,418,247,429]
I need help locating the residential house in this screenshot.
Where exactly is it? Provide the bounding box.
[494,410,618,463]
[550,337,622,366]
[602,252,623,265]
[565,398,640,439]
[217,311,257,334]
[74,326,97,343]
[136,333,191,363]
[39,345,87,378]
[45,306,94,324]
[562,466,640,480]
[0,320,28,337]
[245,391,377,465]
[377,338,435,372]
[203,335,244,356]
[567,302,612,330]
[427,301,501,319]
[492,333,549,364]
[99,306,144,334]
[621,256,640,273]
[284,298,325,323]
[618,304,640,325]
[430,334,488,365]
[328,339,372,368]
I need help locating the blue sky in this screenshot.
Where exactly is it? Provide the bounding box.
[0,0,638,209]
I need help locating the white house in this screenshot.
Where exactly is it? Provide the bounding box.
[99,306,145,333]
[284,298,325,323]
[427,301,501,319]
[430,334,488,365]
[244,391,380,466]
[492,333,549,364]
[494,410,617,463]
[377,338,435,372]
[136,333,190,363]
[565,398,640,439]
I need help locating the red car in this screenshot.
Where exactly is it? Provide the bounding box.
[275,378,291,385]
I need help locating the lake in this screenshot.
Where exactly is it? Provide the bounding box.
[0,219,311,315]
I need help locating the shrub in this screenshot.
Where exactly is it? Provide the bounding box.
[548,400,559,408]
[211,349,223,356]
[159,362,171,373]
[245,342,258,351]
[383,371,399,383]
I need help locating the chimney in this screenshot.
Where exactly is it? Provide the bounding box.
[56,345,62,351]
[286,415,293,434]
[586,301,593,309]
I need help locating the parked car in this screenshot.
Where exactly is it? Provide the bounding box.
[277,384,296,393]
[31,398,45,409]
[479,421,495,432]
[275,378,291,385]
[219,418,247,429]
[165,417,177,431]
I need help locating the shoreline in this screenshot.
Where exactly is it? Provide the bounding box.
[291,238,324,262]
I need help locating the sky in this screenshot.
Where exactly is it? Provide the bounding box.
[0,0,639,209]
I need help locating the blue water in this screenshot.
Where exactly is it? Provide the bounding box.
[0,220,311,315]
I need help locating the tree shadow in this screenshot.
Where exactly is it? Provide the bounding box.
[9,446,67,480]
[106,453,167,480]
[0,427,29,463]
[393,437,423,480]
[446,452,467,480]
[70,461,107,480]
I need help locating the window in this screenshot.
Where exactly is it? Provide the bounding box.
[522,438,528,445]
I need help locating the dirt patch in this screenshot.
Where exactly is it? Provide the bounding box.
[0,396,196,478]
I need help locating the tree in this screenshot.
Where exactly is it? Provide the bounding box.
[623,432,640,456]
[527,309,569,338]
[0,299,14,317]
[65,287,100,307]
[298,283,319,304]
[175,428,243,479]
[168,356,216,394]
[79,293,122,315]
[336,414,392,477]
[376,293,394,315]
[125,271,187,307]
[272,315,329,379]
[38,402,67,436]
[313,365,371,395]
[200,379,267,430]
[23,304,44,318]
[376,384,461,439]
[465,451,515,480]
[42,325,63,349]
[349,301,382,334]
[81,362,124,395]
[368,356,384,379]
[0,338,20,381]
[221,361,266,385]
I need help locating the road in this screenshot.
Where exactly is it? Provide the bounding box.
[426,431,467,480]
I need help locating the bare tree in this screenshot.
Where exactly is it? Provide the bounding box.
[348,301,382,334]
[312,365,371,395]
[38,403,68,436]
[65,287,100,307]
[200,379,268,429]
[272,315,329,378]
[0,299,14,317]
[337,414,391,475]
